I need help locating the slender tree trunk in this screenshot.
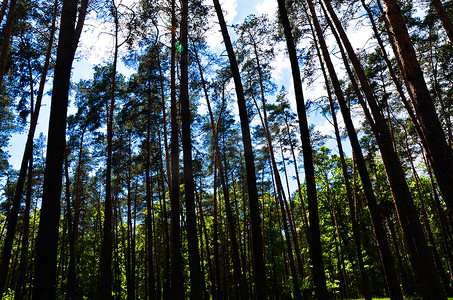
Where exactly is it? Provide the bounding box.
[145,85,155,300]
[14,46,37,300]
[158,131,171,299]
[252,85,303,300]
[285,119,309,233]
[278,135,306,282]
[212,163,221,299]
[73,0,89,55]
[276,0,328,297]
[195,184,214,298]
[157,52,172,199]
[71,127,85,250]
[429,39,453,148]
[247,49,303,300]
[14,147,33,300]
[124,135,135,300]
[179,2,204,297]
[212,1,267,297]
[169,0,183,295]
[98,2,119,297]
[63,145,77,300]
[32,0,78,297]
[361,0,427,150]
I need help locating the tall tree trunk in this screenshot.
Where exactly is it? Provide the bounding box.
[124,135,135,300]
[32,0,79,297]
[14,45,37,300]
[284,119,309,234]
[98,2,119,297]
[322,1,447,298]
[14,146,33,300]
[63,145,76,300]
[325,171,349,298]
[277,135,306,282]
[276,0,328,297]
[195,184,214,298]
[179,1,204,298]
[428,36,453,148]
[211,1,267,298]
[73,0,89,55]
[169,0,183,295]
[145,85,155,300]
[381,0,453,219]
[158,131,171,299]
[212,164,221,299]
[70,127,85,254]
[247,47,302,300]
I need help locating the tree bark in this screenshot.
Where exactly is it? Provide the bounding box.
[179,0,205,297]
[169,0,184,295]
[98,1,119,297]
[211,1,268,298]
[32,0,78,297]
[276,0,328,298]
[73,0,89,55]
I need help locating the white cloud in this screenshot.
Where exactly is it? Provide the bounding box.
[255,0,277,18]
[222,0,238,24]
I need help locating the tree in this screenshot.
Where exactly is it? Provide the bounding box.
[179,0,204,297]
[211,1,268,298]
[276,0,328,297]
[32,0,79,297]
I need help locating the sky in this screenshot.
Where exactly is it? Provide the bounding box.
[6,0,376,197]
